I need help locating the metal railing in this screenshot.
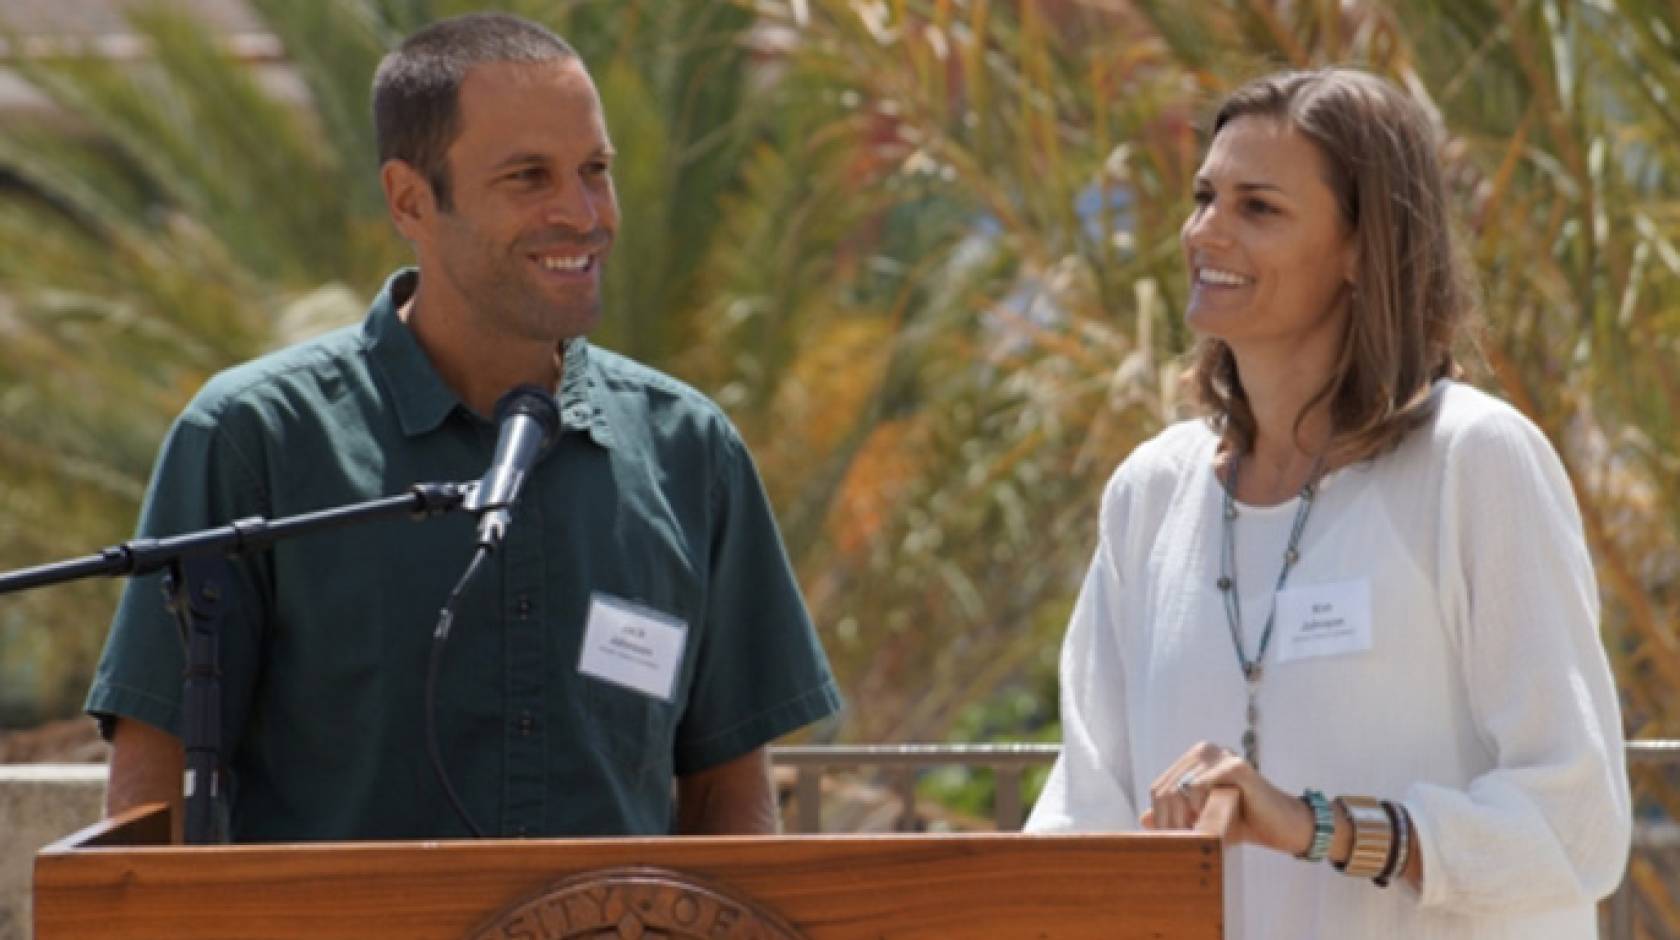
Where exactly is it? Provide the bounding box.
[773,742,1056,833]
[770,740,1680,940]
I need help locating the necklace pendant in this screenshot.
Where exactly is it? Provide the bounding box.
[1245,691,1260,766]
[1243,662,1262,683]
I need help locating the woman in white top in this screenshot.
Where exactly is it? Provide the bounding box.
[1025,68,1631,938]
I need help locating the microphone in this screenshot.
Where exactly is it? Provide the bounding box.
[464,385,561,550]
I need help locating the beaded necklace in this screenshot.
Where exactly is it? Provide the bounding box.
[1217,452,1324,771]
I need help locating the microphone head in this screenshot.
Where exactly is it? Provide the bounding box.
[465,385,563,518]
[493,384,562,450]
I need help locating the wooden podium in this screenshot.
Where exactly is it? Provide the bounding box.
[35,792,1237,938]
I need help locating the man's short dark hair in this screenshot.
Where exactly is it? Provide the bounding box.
[372,13,577,210]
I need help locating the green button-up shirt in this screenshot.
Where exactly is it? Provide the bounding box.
[87,269,840,841]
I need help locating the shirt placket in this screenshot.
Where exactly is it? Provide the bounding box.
[499,494,548,837]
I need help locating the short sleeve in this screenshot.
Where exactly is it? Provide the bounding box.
[85,410,272,759]
[670,422,841,774]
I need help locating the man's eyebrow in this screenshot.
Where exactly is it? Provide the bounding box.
[488,152,550,173]
[487,146,616,172]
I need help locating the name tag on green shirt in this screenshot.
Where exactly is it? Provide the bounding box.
[578,593,688,701]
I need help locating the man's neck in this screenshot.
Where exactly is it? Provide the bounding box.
[398,287,561,419]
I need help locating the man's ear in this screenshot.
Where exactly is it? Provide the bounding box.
[381,159,434,242]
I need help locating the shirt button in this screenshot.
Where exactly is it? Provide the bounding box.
[515,595,533,619]
[517,712,536,736]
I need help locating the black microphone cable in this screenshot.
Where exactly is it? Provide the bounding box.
[424,385,560,839]
[425,542,491,839]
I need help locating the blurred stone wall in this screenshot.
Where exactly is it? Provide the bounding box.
[0,765,104,940]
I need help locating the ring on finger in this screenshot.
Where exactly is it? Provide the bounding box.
[1175,770,1198,797]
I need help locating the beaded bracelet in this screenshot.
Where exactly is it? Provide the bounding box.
[1297,789,1334,863]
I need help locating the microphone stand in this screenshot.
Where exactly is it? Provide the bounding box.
[0,481,475,844]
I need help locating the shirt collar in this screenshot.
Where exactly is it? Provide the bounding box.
[364,268,615,448]
[365,269,456,438]
[555,333,616,448]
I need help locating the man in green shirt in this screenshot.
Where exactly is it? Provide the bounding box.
[88,13,840,841]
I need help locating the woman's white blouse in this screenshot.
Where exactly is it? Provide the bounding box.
[1026,381,1630,939]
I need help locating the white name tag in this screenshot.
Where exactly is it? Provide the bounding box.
[1273,578,1373,663]
[577,594,687,701]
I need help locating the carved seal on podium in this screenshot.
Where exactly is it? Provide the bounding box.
[468,866,804,939]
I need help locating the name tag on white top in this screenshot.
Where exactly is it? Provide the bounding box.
[578,594,688,701]
[1273,578,1373,663]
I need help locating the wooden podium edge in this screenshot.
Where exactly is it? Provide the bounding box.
[35,789,1240,858]
[36,789,1239,856]
[1196,787,1241,935]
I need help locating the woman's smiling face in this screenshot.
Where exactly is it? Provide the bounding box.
[1181,116,1357,357]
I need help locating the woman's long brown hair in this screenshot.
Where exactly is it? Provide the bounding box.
[1188,68,1474,463]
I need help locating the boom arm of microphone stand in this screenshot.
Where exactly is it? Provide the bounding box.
[0,482,478,596]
